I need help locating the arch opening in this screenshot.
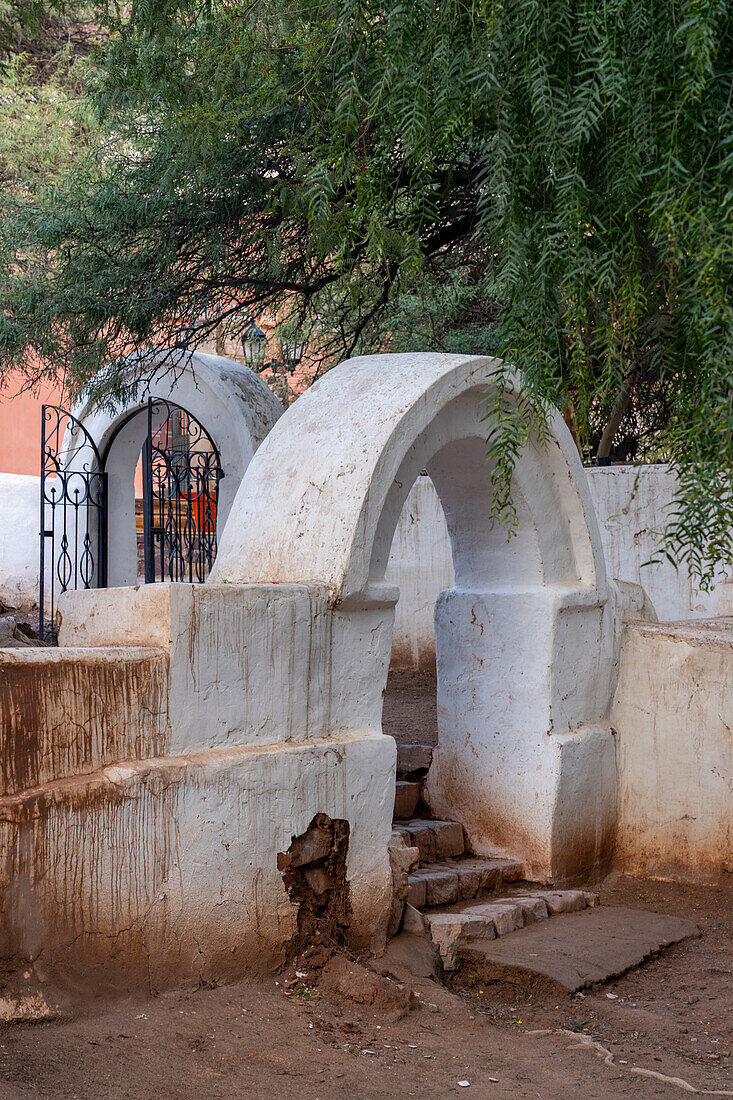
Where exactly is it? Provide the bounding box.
[370,395,615,879]
[211,352,618,881]
[104,399,223,586]
[63,350,282,589]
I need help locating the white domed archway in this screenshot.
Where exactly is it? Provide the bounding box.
[68,349,283,588]
[212,352,619,882]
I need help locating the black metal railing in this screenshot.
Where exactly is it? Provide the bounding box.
[142,398,223,583]
[39,405,107,641]
[39,398,222,640]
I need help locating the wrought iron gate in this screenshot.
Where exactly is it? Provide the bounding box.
[141,399,223,583]
[39,405,107,641]
[39,399,223,640]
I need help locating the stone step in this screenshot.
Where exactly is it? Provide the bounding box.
[452,905,699,992]
[406,857,524,909]
[422,889,599,970]
[392,819,466,862]
[396,743,433,775]
[394,780,423,820]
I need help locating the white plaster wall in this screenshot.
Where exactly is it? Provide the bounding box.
[0,724,393,988]
[612,619,733,881]
[386,465,733,670]
[385,476,453,670]
[587,466,733,621]
[37,580,396,986]
[0,473,40,615]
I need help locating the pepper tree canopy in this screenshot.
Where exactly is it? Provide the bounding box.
[0,0,731,585]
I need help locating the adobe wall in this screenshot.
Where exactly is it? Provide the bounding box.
[0,582,393,993]
[387,464,733,670]
[612,619,733,882]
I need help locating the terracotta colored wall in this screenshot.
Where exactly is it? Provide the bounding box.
[0,378,64,476]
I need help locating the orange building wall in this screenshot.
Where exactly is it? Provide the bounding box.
[0,324,316,478]
[0,377,65,476]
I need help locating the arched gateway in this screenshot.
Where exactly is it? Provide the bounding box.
[212,352,620,882]
[39,350,282,637]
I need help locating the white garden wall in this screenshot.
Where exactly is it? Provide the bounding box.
[0,473,40,617]
[612,619,733,882]
[589,465,733,622]
[2,453,731,658]
[387,464,733,669]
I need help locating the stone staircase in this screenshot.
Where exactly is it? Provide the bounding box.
[390,742,599,971]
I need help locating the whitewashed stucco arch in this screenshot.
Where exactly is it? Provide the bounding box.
[213,353,620,882]
[68,349,282,587]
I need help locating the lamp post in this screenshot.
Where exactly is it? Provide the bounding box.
[241,321,267,371]
[281,340,304,372]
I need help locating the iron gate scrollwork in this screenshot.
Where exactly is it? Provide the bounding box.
[39,398,223,641]
[142,398,223,584]
[39,405,107,642]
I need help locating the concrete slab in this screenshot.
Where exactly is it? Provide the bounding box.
[459,906,699,993]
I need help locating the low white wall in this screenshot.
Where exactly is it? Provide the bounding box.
[4,463,731,654]
[387,465,733,669]
[0,582,395,989]
[0,473,40,617]
[588,465,733,622]
[612,619,733,881]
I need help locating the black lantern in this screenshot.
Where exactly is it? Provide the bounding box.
[281,340,304,372]
[242,321,267,370]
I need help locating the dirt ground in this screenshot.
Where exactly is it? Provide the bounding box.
[0,875,730,1099]
[2,674,730,1098]
[382,669,439,746]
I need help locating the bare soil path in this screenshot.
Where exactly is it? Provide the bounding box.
[2,675,729,1097]
[382,669,438,746]
[0,876,729,1099]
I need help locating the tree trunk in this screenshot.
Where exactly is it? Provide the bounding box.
[597,367,636,461]
[562,402,583,458]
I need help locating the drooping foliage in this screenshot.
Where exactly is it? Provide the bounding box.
[0,0,99,190]
[0,0,731,583]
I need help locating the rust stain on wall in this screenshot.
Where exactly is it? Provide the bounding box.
[0,650,170,796]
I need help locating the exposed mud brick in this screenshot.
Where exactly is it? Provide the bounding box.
[394,781,422,820]
[303,866,334,897]
[279,815,352,957]
[396,744,433,775]
[286,823,334,868]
